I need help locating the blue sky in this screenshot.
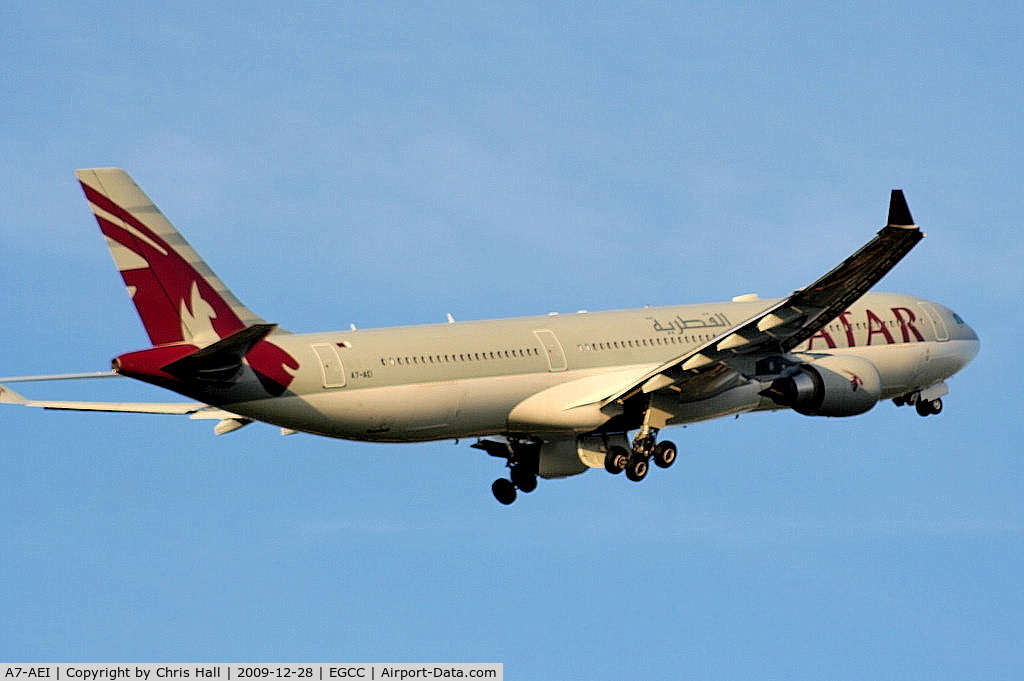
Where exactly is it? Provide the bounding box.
[1,2,1020,678]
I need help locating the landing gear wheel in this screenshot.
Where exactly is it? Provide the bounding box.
[653,440,677,469]
[625,454,649,482]
[605,446,629,474]
[510,466,538,493]
[916,398,943,417]
[491,478,517,505]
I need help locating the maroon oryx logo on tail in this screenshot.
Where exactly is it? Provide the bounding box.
[79,177,299,395]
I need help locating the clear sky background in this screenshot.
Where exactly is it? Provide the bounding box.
[1,2,1020,678]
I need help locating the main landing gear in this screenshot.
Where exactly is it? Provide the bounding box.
[604,428,677,483]
[473,439,540,505]
[893,391,943,417]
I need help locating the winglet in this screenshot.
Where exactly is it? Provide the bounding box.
[887,189,915,227]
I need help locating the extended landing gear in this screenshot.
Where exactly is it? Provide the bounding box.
[604,446,629,474]
[491,478,517,505]
[604,430,677,484]
[653,440,678,468]
[893,391,943,417]
[625,453,649,482]
[510,463,538,493]
[606,392,680,484]
[491,461,538,505]
[474,439,540,505]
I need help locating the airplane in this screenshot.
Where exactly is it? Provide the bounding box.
[0,169,979,504]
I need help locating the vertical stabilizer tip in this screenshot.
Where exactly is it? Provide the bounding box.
[887,189,915,227]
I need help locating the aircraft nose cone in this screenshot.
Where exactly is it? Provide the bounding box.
[962,337,981,367]
[946,335,980,377]
[961,320,980,364]
[948,311,980,371]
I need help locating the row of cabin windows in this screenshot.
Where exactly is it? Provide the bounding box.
[826,319,901,331]
[822,319,906,335]
[576,334,714,353]
[381,347,541,367]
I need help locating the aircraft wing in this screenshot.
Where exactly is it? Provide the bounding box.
[603,190,923,409]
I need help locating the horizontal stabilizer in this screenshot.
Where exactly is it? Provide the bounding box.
[33,401,206,414]
[0,384,28,404]
[0,384,236,418]
[160,323,277,385]
[0,371,120,383]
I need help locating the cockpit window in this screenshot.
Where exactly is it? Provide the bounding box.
[952,313,966,324]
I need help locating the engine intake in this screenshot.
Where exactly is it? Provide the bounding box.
[760,355,881,417]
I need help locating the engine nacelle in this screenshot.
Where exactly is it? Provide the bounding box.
[761,355,882,417]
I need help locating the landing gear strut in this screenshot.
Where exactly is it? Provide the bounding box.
[608,393,680,483]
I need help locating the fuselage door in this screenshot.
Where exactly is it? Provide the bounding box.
[311,343,347,388]
[533,329,567,372]
[918,302,950,342]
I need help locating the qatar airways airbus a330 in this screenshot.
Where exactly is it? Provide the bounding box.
[1,169,978,503]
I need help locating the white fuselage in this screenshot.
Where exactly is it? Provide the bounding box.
[212,292,979,442]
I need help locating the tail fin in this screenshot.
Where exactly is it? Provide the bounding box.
[75,168,270,347]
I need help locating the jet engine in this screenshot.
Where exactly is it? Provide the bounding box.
[760,355,882,417]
